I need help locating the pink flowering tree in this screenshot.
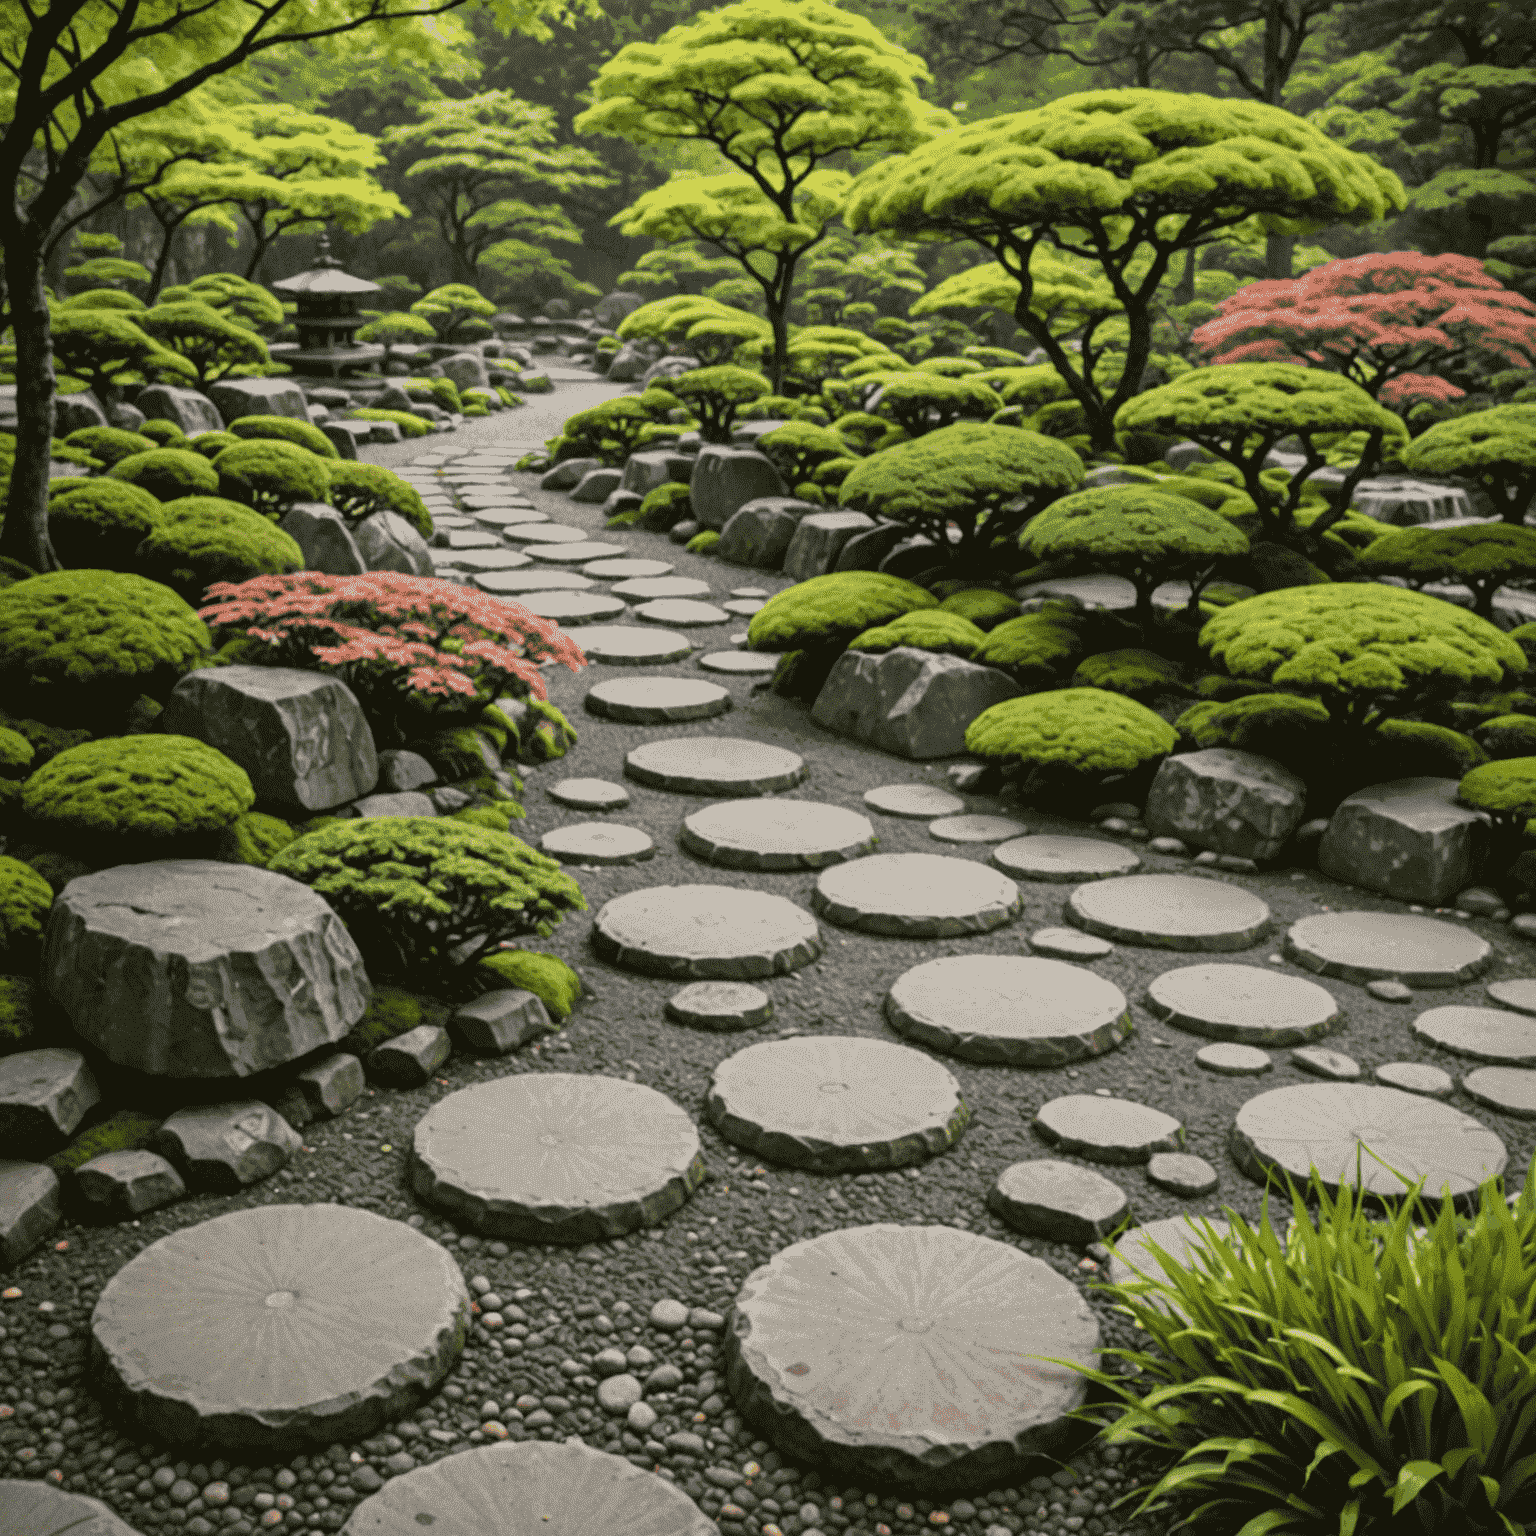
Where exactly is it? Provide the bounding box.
[1190,253,1536,420]
[198,572,586,742]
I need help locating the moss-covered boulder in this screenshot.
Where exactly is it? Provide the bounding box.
[747,572,938,654]
[227,414,340,459]
[214,810,299,869]
[1073,648,1187,699]
[213,439,331,517]
[106,447,220,502]
[1371,719,1488,779]
[475,950,583,1020]
[45,479,164,569]
[60,426,156,467]
[1459,757,1536,839]
[639,481,692,532]
[0,855,53,971]
[938,588,1021,631]
[972,608,1088,690]
[1473,714,1536,760]
[847,609,987,659]
[136,495,305,601]
[323,462,434,541]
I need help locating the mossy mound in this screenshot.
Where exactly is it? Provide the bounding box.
[106,447,219,502]
[639,482,692,531]
[324,462,434,541]
[1460,757,1536,833]
[61,426,156,467]
[847,609,986,659]
[1175,694,1333,769]
[213,439,331,516]
[686,529,721,555]
[514,699,578,765]
[475,949,582,1021]
[1372,719,1489,779]
[973,608,1087,689]
[215,810,299,869]
[137,495,305,601]
[938,589,1021,631]
[1073,648,1187,699]
[747,572,938,654]
[966,688,1178,788]
[187,431,242,460]
[138,419,189,448]
[46,479,165,569]
[345,983,451,1054]
[0,975,43,1055]
[228,415,339,458]
[1474,714,1536,760]
[0,855,53,970]
[45,1110,163,1176]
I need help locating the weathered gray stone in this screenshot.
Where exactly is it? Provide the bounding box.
[368,1024,452,1086]
[294,1052,365,1118]
[1353,478,1474,525]
[1144,748,1308,862]
[783,510,878,581]
[55,391,110,434]
[604,341,656,383]
[571,467,624,503]
[594,291,645,328]
[540,457,601,492]
[988,1159,1129,1242]
[811,647,1020,761]
[208,377,309,425]
[689,446,788,531]
[44,861,370,1078]
[439,353,489,393]
[108,402,145,432]
[0,1482,144,1534]
[376,749,438,792]
[1319,777,1488,905]
[448,989,555,1055]
[75,1149,186,1217]
[353,510,434,576]
[151,1101,302,1191]
[0,1162,60,1267]
[717,498,819,568]
[0,1048,100,1152]
[159,665,378,813]
[621,450,694,496]
[318,421,362,459]
[833,520,909,573]
[279,503,368,575]
[640,354,698,387]
[346,790,436,818]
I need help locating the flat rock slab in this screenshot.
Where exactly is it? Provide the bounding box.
[1029,927,1114,960]
[1067,874,1270,952]
[612,577,714,601]
[1196,1042,1272,1076]
[697,650,779,675]
[1487,980,1536,1016]
[1413,1005,1536,1065]
[503,523,592,544]
[680,799,876,871]
[1292,1046,1362,1081]
[532,542,629,564]
[1461,1067,1536,1120]
[0,1161,61,1268]
[583,558,674,579]
[0,1047,99,1150]
[863,784,965,820]
[724,1223,1098,1491]
[665,982,773,1032]
[1145,964,1342,1046]
[725,598,766,616]
[368,1025,451,1089]
[625,737,807,796]
[76,1149,186,1218]
[339,1440,717,1535]
[1230,1083,1507,1201]
[541,823,655,867]
[91,1204,469,1449]
[592,885,822,980]
[886,956,1131,1067]
[1106,1216,1234,1290]
[986,1159,1129,1243]
[993,835,1141,884]
[635,599,731,627]
[473,508,547,527]
[411,1075,704,1244]
[1034,1095,1185,1165]
[576,627,694,666]
[437,549,532,573]
[448,990,553,1056]
[1376,1061,1453,1098]
[1146,1152,1219,1197]
[0,1484,142,1535]
[813,854,1021,938]
[928,815,1028,845]
[473,569,594,596]
[151,1101,301,1191]
[547,777,629,811]
[1284,912,1492,988]
[518,592,628,625]
[707,1036,968,1172]
[585,678,731,725]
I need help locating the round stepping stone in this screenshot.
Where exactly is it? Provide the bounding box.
[1146,1152,1219,1197]
[992,834,1141,883]
[474,568,595,595]
[90,1205,469,1449]
[813,853,1021,938]
[680,799,876,871]
[635,598,730,627]
[1412,1005,1536,1065]
[437,549,532,573]
[0,1484,141,1535]
[725,1224,1098,1491]
[731,586,770,598]
[1145,964,1342,1046]
[986,1159,1130,1243]
[1375,1061,1453,1099]
[697,649,778,675]
[583,557,674,579]
[706,1036,968,1171]
[411,1074,704,1242]
[885,955,1131,1067]
[928,814,1028,844]
[1487,979,1536,1016]
[540,823,655,867]
[612,576,713,601]
[340,1438,717,1535]
[1462,1067,1536,1120]
[1196,1042,1272,1076]
[473,507,548,527]
[1107,1216,1233,1290]
[1068,873,1270,952]
[863,783,964,820]
[724,598,766,616]
[503,523,592,544]
[1284,911,1492,988]
[625,737,806,797]
[1034,1095,1184,1165]
[665,982,773,1032]
[585,677,731,725]
[576,626,694,666]
[533,542,629,564]
[1292,1045,1362,1081]
[1230,1083,1507,1201]
[518,591,628,625]
[592,885,822,979]
[547,777,628,811]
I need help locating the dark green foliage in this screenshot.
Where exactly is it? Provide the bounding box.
[344,983,450,1054]
[213,440,331,516]
[847,609,986,658]
[555,398,674,467]
[1473,715,1536,760]
[973,609,1088,689]
[187,431,242,459]
[350,407,433,438]
[46,479,164,569]
[137,497,304,601]
[475,949,582,1020]
[758,421,851,485]
[0,712,91,768]
[748,572,938,654]
[868,371,1004,437]
[20,850,92,895]
[1073,648,1187,699]
[323,462,434,540]
[1372,719,1489,779]
[0,976,43,1055]
[0,726,33,779]
[452,804,518,833]
[107,447,219,502]
[45,1110,163,1176]
[0,855,52,970]
[60,427,155,466]
[1358,524,1536,620]
[214,811,298,869]
[1175,694,1333,773]
[639,481,692,531]
[410,727,498,782]
[227,415,340,459]
[668,366,771,443]
[1508,624,1536,667]
[1459,757,1536,839]
[938,589,1021,631]
[0,556,39,592]
[686,529,721,555]
[137,419,189,447]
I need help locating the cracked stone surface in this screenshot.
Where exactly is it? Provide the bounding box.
[592,885,822,979]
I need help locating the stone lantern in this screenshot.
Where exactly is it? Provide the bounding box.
[269,234,385,379]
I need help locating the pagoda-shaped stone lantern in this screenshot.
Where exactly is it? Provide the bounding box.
[269,234,385,379]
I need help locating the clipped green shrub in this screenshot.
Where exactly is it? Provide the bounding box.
[61,427,155,467]
[409,726,499,782]
[403,375,463,415]
[213,440,330,517]
[323,461,433,540]
[0,713,91,769]
[0,726,33,779]
[475,949,583,1020]
[668,365,771,443]
[227,414,339,459]
[137,496,304,601]
[0,855,52,970]
[748,572,939,654]
[45,1109,163,1176]
[452,804,519,833]
[107,447,219,502]
[1072,648,1187,699]
[214,810,298,869]
[938,589,1021,631]
[1459,757,1536,842]
[1358,523,1536,621]
[973,608,1088,689]
[686,529,721,555]
[1473,714,1536,760]
[1174,693,1333,774]
[46,479,165,568]
[1372,718,1488,779]
[639,481,692,531]
[137,419,189,447]
[187,431,242,460]
[847,609,986,659]
[349,407,433,438]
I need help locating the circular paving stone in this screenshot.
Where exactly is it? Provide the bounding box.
[1292,1045,1362,1081]
[592,885,822,980]
[503,523,592,544]
[813,854,1021,938]
[680,799,877,872]
[1461,1067,1536,1120]
[665,982,773,1032]
[585,677,731,725]
[986,1159,1130,1242]
[1196,1042,1272,1076]
[725,598,766,616]
[518,592,628,625]
[635,598,731,627]
[1068,874,1270,952]
[625,737,807,797]
[724,1223,1098,1491]
[885,956,1131,1067]
[1029,927,1113,960]
[732,586,770,598]
[90,1205,469,1450]
[533,542,629,564]
[697,650,779,675]
[928,814,1028,845]
[863,784,964,820]
[1230,1083,1507,1201]
[1106,1216,1234,1290]
[1284,912,1492,988]
[340,1438,717,1535]
[575,627,694,666]
[1145,964,1341,1046]
[472,569,595,595]
[1487,979,1536,1016]
[583,557,674,579]
[706,1036,968,1172]
[1146,1152,1219,1197]
[1034,1095,1184,1166]
[547,777,628,811]
[1412,1005,1536,1065]
[1375,1061,1454,1099]
[992,835,1141,883]
[540,823,655,867]
[612,577,713,602]
[410,1075,704,1243]
[0,1484,141,1535]
[473,507,548,527]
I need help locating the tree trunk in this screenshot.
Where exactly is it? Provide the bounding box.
[0,233,61,572]
[1174,248,1197,305]
[1265,232,1294,281]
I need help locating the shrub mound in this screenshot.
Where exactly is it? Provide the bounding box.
[46,480,164,568]
[323,462,434,540]
[213,440,331,516]
[1072,648,1186,698]
[107,447,219,502]
[227,415,340,459]
[138,497,305,600]
[747,572,938,654]
[61,427,156,466]
[847,609,986,659]
[0,855,52,971]
[973,608,1087,689]
[475,949,583,1020]
[938,589,1021,631]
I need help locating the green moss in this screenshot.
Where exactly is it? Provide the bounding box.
[973,609,1088,689]
[1373,719,1489,779]
[45,1109,164,1175]
[516,699,578,765]
[137,495,304,601]
[345,983,448,1054]
[748,572,938,654]
[686,529,721,555]
[411,727,498,782]
[938,589,1021,631]
[227,414,339,459]
[966,688,1177,791]
[475,704,514,755]
[1459,757,1536,833]
[324,461,433,541]
[46,478,165,569]
[1509,623,1536,667]
[187,431,242,460]
[1073,648,1187,698]
[349,407,433,438]
[848,609,986,659]
[606,508,645,528]
[215,810,298,868]
[60,427,156,466]
[212,440,330,517]
[475,949,582,1020]
[460,773,525,812]
[1175,694,1333,766]
[1474,714,1536,760]
[107,447,220,502]
[0,726,34,778]
[0,556,39,592]
[639,481,692,531]
[0,975,42,1055]
[452,804,517,832]
[0,855,52,969]
[138,419,189,447]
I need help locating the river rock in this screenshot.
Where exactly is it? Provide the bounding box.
[783,510,878,581]
[1319,777,1488,905]
[1143,748,1307,862]
[75,1150,186,1218]
[208,377,308,425]
[354,510,434,577]
[136,384,224,436]
[278,503,368,575]
[621,450,694,497]
[689,447,787,531]
[0,1162,61,1267]
[716,498,818,569]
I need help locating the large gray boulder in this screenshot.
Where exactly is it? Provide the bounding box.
[0,1162,60,1268]
[44,861,371,1078]
[1319,777,1489,905]
[354,510,434,576]
[811,646,1020,760]
[605,342,655,383]
[833,521,909,573]
[137,386,226,437]
[621,450,695,497]
[783,510,877,581]
[319,420,362,458]
[571,467,624,504]
[541,457,601,492]
[159,664,378,812]
[1143,748,1308,862]
[690,446,788,531]
[594,290,645,328]
[717,498,819,569]
[439,353,489,393]
[279,503,368,576]
[208,377,309,425]
[55,392,110,434]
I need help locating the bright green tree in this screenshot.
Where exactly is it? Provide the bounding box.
[410,283,497,341]
[1402,405,1536,526]
[49,308,196,404]
[137,300,271,388]
[1357,523,1536,620]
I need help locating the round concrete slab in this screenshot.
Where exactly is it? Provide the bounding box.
[583,558,675,579]
[612,577,714,602]
[697,650,779,676]
[1068,874,1270,952]
[1292,1046,1362,1081]
[1284,912,1492,988]
[472,569,595,595]
[987,1159,1130,1243]
[1034,1095,1184,1165]
[625,737,807,797]
[437,549,533,573]
[1106,1216,1234,1290]
[547,777,629,811]
[592,885,822,979]
[725,598,767,616]
[706,1036,968,1172]
[992,835,1141,883]
[1461,1067,1536,1120]
[724,1224,1099,1491]
[1029,927,1113,960]
[665,982,773,1032]
[863,784,964,820]
[518,591,628,625]
[681,799,877,872]
[90,1205,469,1449]
[473,507,548,527]
[1145,964,1342,1046]
[585,677,732,725]
[533,542,629,564]
[885,955,1131,1067]
[1375,1061,1453,1099]
[1196,1042,1272,1076]
[540,823,655,867]
[576,627,694,666]
[928,815,1028,845]
[1146,1152,1219,1197]
[1487,979,1536,1016]
[1230,1083,1507,1201]
[410,1074,704,1243]
[503,523,592,544]
[813,854,1021,938]
[1413,1005,1536,1065]
[635,599,731,627]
